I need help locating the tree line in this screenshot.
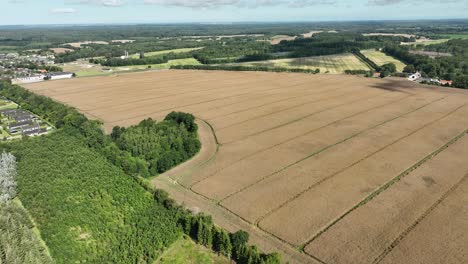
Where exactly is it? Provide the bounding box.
[91,52,193,67]
[0,81,282,263]
[154,190,282,264]
[171,64,320,74]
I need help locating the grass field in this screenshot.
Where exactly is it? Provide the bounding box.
[361,50,406,72]
[130,47,203,58]
[61,59,108,77]
[24,71,468,264]
[440,34,468,39]
[62,58,202,77]
[114,58,201,71]
[234,53,371,74]
[155,236,230,264]
[0,99,18,110]
[401,38,450,46]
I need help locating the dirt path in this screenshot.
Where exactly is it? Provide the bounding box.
[150,119,219,182]
[150,119,318,264]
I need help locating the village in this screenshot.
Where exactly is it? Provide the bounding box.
[0,52,74,84]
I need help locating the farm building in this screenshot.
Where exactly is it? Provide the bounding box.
[46,72,74,80]
[12,74,45,84]
[8,121,35,133]
[440,80,453,86]
[23,128,48,137]
[0,109,35,122]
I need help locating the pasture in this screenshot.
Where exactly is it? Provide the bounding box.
[361,50,406,71]
[23,70,468,264]
[235,53,371,73]
[129,47,203,58]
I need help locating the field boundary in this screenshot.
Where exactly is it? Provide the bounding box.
[216,86,371,131]
[222,95,445,212]
[373,173,468,264]
[303,127,468,253]
[149,119,220,183]
[109,78,339,125]
[190,92,413,188]
[150,118,319,264]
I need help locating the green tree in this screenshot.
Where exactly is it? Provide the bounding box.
[403,64,416,73]
[380,63,397,73]
[453,75,468,89]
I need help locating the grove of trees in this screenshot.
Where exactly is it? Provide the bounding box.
[111,115,200,175]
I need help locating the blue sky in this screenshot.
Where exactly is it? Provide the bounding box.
[1,0,467,25]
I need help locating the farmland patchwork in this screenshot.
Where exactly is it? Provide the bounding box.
[24,70,468,264]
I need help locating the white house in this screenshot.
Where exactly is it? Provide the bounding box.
[408,72,422,81]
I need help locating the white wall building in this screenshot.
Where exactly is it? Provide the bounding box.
[12,75,45,84]
[48,72,73,80]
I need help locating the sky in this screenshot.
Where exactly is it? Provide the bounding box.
[1,0,468,25]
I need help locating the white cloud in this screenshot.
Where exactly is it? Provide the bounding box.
[143,0,337,8]
[69,0,125,6]
[368,0,467,5]
[49,8,78,14]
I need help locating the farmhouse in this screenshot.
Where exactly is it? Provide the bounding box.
[440,80,453,86]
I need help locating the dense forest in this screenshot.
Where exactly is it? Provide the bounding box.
[193,39,271,64]
[0,201,54,264]
[4,132,181,263]
[0,81,281,264]
[273,32,408,58]
[1,150,53,264]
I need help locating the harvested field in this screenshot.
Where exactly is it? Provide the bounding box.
[361,50,406,72]
[50,47,73,54]
[234,53,371,73]
[129,47,204,58]
[270,35,297,44]
[23,70,468,263]
[64,41,109,48]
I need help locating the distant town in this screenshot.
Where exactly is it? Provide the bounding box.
[0,52,74,84]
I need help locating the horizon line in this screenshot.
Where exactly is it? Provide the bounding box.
[1,18,468,28]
